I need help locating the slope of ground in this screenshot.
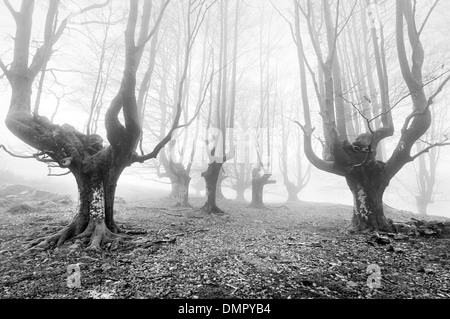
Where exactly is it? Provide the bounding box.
[0,186,449,299]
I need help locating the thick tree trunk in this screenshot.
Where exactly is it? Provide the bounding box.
[173,176,191,208]
[30,154,125,251]
[345,161,394,232]
[4,1,176,253]
[250,179,266,209]
[168,162,191,207]
[249,169,275,209]
[159,152,178,200]
[167,176,178,199]
[102,168,122,233]
[201,162,224,214]
[232,163,250,202]
[5,85,129,253]
[216,170,226,200]
[285,182,300,203]
[73,174,118,249]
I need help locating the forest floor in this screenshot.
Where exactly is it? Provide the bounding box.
[0,184,449,299]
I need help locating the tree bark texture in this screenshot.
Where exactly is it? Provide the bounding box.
[249,168,275,209]
[201,162,224,214]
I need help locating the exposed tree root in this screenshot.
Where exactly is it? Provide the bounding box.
[26,217,128,253]
[201,203,225,215]
[347,216,396,234]
[28,219,84,252]
[75,219,123,251]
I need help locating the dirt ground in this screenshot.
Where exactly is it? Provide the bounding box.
[0,184,449,299]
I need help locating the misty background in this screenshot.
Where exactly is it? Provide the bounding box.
[1,0,449,217]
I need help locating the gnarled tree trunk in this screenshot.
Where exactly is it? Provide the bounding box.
[69,162,124,250]
[5,111,129,250]
[2,1,175,251]
[230,162,251,202]
[285,181,300,203]
[249,168,275,209]
[201,162,224,214]
[345,160,393,231]
[291,0,447,233]
[169,161,191,207]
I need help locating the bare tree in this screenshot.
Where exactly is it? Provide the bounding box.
[249,2,276,209]
[201,0,239,214]
[227,163,251,201]
[226,115,252,202]
[140,0,214,207]
[292,0,450,231]
[1,0,186,251]
[279,95,311,203]
[413,106,448,215]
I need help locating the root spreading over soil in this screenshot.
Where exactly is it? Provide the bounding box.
[1,196,449,299]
